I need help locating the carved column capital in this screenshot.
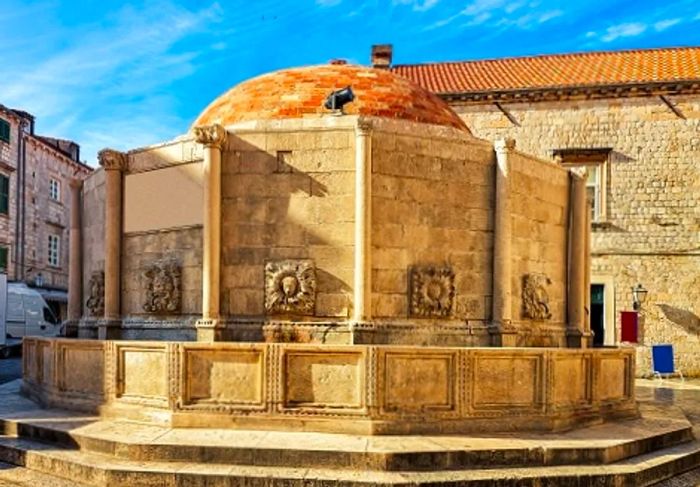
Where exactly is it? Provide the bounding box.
[494,138,516,154]
[98,149,128,171]
[193,124,226,149]
[356,118,373,136]
[69,178,83,190]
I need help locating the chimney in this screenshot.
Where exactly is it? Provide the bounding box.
[371,44,393,69]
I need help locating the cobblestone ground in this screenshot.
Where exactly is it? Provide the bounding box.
[644,379,700,486]
[0,357,21,385]
[0,379,699,486]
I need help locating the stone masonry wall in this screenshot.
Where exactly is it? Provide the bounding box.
[509,151,569,345]
[122,226,202,318]
[24,138,91,293]
[454,94,700,373]
[221,128,355,319]
[0,109,20,280]
[370,129,495,322]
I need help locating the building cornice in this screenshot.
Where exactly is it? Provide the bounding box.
[440,80,700,105]
[25,134,92,173]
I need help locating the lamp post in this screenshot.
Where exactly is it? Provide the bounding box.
[632,283,648,311]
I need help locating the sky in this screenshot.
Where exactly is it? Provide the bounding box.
[1,0,699,165]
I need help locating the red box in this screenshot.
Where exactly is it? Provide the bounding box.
[620,311,638,343]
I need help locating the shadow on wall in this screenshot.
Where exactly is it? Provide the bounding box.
[222,134,354,318]
[657,304,700,336]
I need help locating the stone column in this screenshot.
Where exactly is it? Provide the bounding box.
[353,119,372,323]
[97,149,127,340]
[583,199,593,347]
[193,124,226,342]
[65,179,83,337]
[567,169,587,347]
[489,139,517,347]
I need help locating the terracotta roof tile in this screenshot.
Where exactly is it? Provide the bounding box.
[194,64,469,132]
[390,47,700,94]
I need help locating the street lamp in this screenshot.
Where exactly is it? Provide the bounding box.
[631,283,648,311]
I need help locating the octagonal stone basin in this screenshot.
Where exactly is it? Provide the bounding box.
[21,337,637,435]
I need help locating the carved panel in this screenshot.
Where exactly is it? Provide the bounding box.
[471,354,543,411]
[116,346,168,404]
[264,260,316,315]
[142,258,182,314]
[381,352,457,414]
[183,347,265,408]
[283,351,364,409]
[409,266,455,318]
[522,274,552,320]
[85,271,105,317]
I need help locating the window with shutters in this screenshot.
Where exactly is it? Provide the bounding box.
[0,175,8,215]
[49,178,60,202]
[553,148,610,223]
[0,119,9,143]
[48,234,60,267]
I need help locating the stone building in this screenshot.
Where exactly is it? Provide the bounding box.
[379,45,700,376]
[0,105,92,319]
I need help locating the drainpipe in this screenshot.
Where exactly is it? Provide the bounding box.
[13,120,24,280]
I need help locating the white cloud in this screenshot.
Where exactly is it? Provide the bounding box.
[538,10,562,23]
[393,0,440,12]
[601,22,647,42]
[654,18,681,31]
[2,1,223,163]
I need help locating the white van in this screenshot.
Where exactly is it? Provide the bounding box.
[1,280,61,358]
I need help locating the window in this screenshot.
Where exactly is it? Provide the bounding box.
[48,234,60,267]
[0,247,7,273]
[0,119,9,143]
[554,148,610,222]
[49,178,60,202]
[0,175,8,215]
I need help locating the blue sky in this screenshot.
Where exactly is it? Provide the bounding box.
[2,0,699,165]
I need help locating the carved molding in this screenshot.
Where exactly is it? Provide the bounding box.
[192,124,226,149]
[409,266,456,318]
[97,149,128,171]
[85,271,105,317]
[522,274,552,320]
[143,259,182,314]
[265,260,316,316]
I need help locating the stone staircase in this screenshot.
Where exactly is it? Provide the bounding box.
[1,380,700,486]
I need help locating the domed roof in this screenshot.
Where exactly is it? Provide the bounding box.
[193,64,470,132]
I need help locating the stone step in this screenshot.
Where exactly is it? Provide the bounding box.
[0,413,694,471]
[0,433,699,486]
[0,460,91,487]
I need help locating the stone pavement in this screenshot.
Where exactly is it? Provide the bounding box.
[641,378,700,486]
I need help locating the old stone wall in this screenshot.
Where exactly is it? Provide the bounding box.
[370,129,495,323]
[121,225,202,319]
[0,109,21,280]
[509,151,569,344]
[221,128,355,319]
[24,138,91,293]
[454,94,700,371]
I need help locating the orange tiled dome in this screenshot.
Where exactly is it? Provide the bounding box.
[192,64,470,132]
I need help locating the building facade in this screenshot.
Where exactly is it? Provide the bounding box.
[379,45,700,375]
[0,105,92,320]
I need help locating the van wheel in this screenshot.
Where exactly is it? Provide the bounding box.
[0,347,10,359]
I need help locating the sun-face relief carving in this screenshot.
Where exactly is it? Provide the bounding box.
[522,274,552,320]
[409,266,456,318]
[85,271,105,317]
[143,259,182,314]
[265,260,316,315]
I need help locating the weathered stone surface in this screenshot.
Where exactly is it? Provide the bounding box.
[142,258,182,314]
[22,337,638,435]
